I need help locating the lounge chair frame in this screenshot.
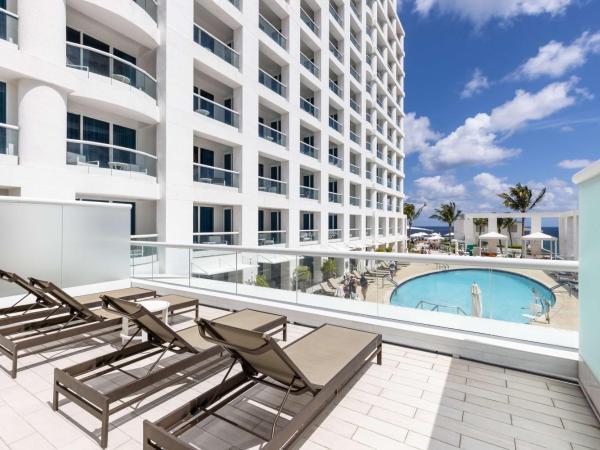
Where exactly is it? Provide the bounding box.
[53,297,287,448]
[143,323,382,450]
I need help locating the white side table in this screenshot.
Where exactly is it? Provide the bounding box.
[120,299,170,343]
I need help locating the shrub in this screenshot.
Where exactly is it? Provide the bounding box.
[254,274,269,287]
[321,259,337,280]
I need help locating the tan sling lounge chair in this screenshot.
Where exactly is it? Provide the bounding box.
[143,321,382,450]
[53,295,287,448]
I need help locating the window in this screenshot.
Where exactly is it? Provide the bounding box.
[302,213,314,230]
[328,214,338,230]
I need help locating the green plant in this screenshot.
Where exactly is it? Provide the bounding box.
[294,265,311,283]
[508,244,522,249]
[473,218,488,235]
[429,202,462,236]
[321,258,337,280]
[254,274,269,288]
[498,183,546,237]
[404,202,426,235]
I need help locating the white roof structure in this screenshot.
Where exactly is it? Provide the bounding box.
[479,231,508,240]
[522,232,557,241]
[410,232,429,238]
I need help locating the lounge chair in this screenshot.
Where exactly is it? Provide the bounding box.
[327,276,343,289]
[53,296,287,448]
[319,282,336,296]
[143,322,382,449]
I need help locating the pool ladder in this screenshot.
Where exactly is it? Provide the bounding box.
[435,263,450,271]
[415,300,467,315]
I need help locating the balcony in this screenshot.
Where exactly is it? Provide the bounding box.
[329,3,343,27]
[193,231,239,245]
[194,25,239,68]
[350,98,360,114]
[328,116,343,134]
[366,226,373,235]
[300,8,319,36]
[377,149,383,159]
[194,94,239,128]
[366,141,372,152]
[350,1,360,18]
[299,229,318,242]
[0,7,18,44]
[349,196,360,207]
[300,53,320,78]
[259,14,287,49]
[328,153,343,169]
[328,192,342,204]
[329,41,343,63]
[258,230,286,246]
[350,227,360,238]
[329,79,342,98]
[350,66,361,82]
[378,226,385,235]
[387,179,393,188]
[228,0,241,9]
[328,228,342,240]
[300,97,319,118]
[376,175,383,184]
[133,0,158,21]
[258,176,287,195]
[300,185,318,200]
[66,139,156,176]
[193,164,239,188]
[350,163,360,176]
[259,123,286,146]
[259,69,287,98]
[377,201,383,210]
[66,43,157,99]
[350,130,360,144]
[0,123,18,156]
[366,169,372,179]
[300,141,319,159]
[350,34,361,51]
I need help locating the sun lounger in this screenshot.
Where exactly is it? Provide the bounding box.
[327,277,343,289]
[0,270,59,316]
[53,295,287,448]
[144,322,381,449]
[319,282,336,296]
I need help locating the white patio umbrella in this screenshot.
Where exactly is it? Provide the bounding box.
[521,232,558,259]
[471,283,483,318]
[478,231,508,254]
[410,232,429,238]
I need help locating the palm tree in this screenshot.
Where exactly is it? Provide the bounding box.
[429,202,462,236]
[473,218,488,236]
[498,183,547,237]
[404,202,426,235]
[497,217,517,246]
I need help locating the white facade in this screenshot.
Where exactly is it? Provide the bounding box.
[0,0,406,253]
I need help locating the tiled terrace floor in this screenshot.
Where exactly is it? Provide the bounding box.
[0,306,598,450]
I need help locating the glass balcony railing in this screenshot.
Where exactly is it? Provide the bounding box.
[329,116,343,133]
[259,14,287,49]
[350,163,360,175]
[300,53,319,78]
[300,97,319,118]
[350,98,360,114]
[377,201,383,210]
[378,227,385,235]
[377,124,384,133]
[300,185,318,200]
[228,0,241,9]
[376,175,383,184]
[328,228,342,240]
[387,179,393,188]
[300,142,319,159]
[350,66,361,82]
[329,3,343,27]
[377,150,383,159]
[328,192,342,204]
[133,0,158,22]
[350,228,360,238]
[350,2,360,17]
[259,69,287,97]
[387,203,393,211]
[366,199,372,208]
[258,176,287,195]
[366,170,372,179]
[329,80,342,98]
[387,157,393,166]
[329,41,343,63]
[350,34,361,51]
[299,229,318,242]
[365,227,373,236]
[328,153,343,169]
[0,7,18,44]
[66,43,157,99]
[193,163,239,188]
[193,25,239,68]
[193,94,239,128]
[350,196,360,207]
[193,232,239,245]
[66,139,157,176]
[366,141,372,152]
[0,124,18,156]
[350,131,360,144]
[259,123,286,146]
[300,8,319,36]
[258,231,287,246]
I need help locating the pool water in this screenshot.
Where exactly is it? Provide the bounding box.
[390,269,555,324]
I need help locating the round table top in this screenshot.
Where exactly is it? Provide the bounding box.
[137,299,170,312]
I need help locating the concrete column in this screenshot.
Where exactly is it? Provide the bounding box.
[18,0,66,64]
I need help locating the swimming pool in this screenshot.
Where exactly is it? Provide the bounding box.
[390,269,555,324]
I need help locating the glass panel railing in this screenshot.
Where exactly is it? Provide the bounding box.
[193,232,239,245]
[377,150,383,159]
[350,34,361,50]
[300,142,319,159]
[259,69,287,97]
[365,227,372,235]
[329,41,343,63]
[193,163,239,187]
[366,170,372,179]
[350,131,360,144]
[350,66,361,82]
[377,201,383,210]
[300,185,318,200]
[366,141,372,151]
[300,8,319,35]
[300,97,319,118]
[300,53,319,78]
[228,0,240,9]
[299,229,318,242]
[329,117,343,133]
[66,43,157,99]
[258,231,287,246]
[329,80,342,97]
[259,123,286,146]
[193,25,239,68]
[259,14,287,49]
[66,139,157,176]
[376,175,383,184]
[0,124,18,156]
[328,153,343,169]
[350,2,360,17]
[350,163,360,175]
[350,196,360,207]
[0,8,18,44]
[328,228,342,239]
[329,3,343,27]
[350,228,360,238]
[258,176,287,195]
[328,192,342,203]
[350,99,360,113]
[133,0,157,22]
[193,94,239,128]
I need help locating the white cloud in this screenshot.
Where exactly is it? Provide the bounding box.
[526,178,577,211]
[419,79,581,171]
[403,112,442,154]
[410,175,466,216]
[461,69,490,98]
[558,159,593,169]
[413,0,572,26]
[513,31,600,79]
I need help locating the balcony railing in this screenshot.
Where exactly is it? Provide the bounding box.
[377,123,384,133]
[350,66,361,82]
[376,175,383,184]
[350,1,360,17]
[259,14,287,49]
[193,25,239,68]
[66,139,157,176]
[366,170,372,179]
[228,0,241,9]
[350,130,360,144]
[0,123,18,156]
[387,179,393,188]
[300,53,319,78]
[300,97,319,118]
[258,176,287,195]
[387,156,393,166]
[329,80,342,98]
[378,227,385,235]
[300,185,318,200]
[259,69,287,97]
[0,7,18,44]
[66,43,157,99]
[350,34,361,51]
[299,229,318,242]
[387,203,393,211]
[193,163,239,188]
[194,94,239,128]
[259,123,286,146]
[300,141,318,159]
[133,0,158,21]
[328,192,342,204]
[377,201,383,210]
[193,232,239,245]
[300,8,319,36]
[329,3,343,27]
[258,230,287,246]
[329,41,343,63]
[350,98,360,114]
[366,227,373,236]
[350,228,360,238]
[350,163,360,175]
[349,196,360,207]
[366,141,372,151]
[328,228,342,240]
[377,150,383,159]
[329,116,343,133]
[328,153,343,169]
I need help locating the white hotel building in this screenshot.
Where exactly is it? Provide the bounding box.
[0,0,406,255]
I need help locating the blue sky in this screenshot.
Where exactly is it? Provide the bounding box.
[397,0,600,225]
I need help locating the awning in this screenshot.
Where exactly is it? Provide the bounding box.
[479,231,508,240]
[522,232,556,240]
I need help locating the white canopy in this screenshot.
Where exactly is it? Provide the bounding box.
[522,232,556,241]
[479,231,508,240]
[426,235,442,241]
[410,232,429,238]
